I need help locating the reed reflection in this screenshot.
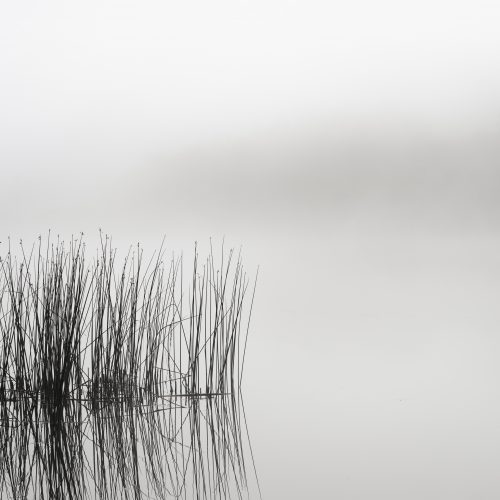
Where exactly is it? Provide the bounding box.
[0,391,257,499]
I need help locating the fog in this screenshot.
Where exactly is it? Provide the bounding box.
[1,1,500,498]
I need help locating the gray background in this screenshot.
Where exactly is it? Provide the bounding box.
[1,1,500,498]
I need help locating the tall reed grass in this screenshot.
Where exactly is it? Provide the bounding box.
[0,234,257,405]
[0,234,260,499]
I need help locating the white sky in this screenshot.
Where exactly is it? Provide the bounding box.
[1,0,499,177]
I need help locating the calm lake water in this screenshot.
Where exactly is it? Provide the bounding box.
[1,217,499,500]
[240,223,500,500]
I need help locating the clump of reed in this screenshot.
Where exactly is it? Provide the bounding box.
[0,234,257,407]
[0,234,261,499]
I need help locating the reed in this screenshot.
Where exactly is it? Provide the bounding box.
[0,234,260,499]
[0,234,256,406]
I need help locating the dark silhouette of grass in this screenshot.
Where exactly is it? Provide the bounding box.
[0,234,260,499]
[0,233,255,403]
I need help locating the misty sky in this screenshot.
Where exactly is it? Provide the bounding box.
[1,1,499,237]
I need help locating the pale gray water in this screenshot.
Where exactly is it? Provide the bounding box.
[242,224,500,499]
